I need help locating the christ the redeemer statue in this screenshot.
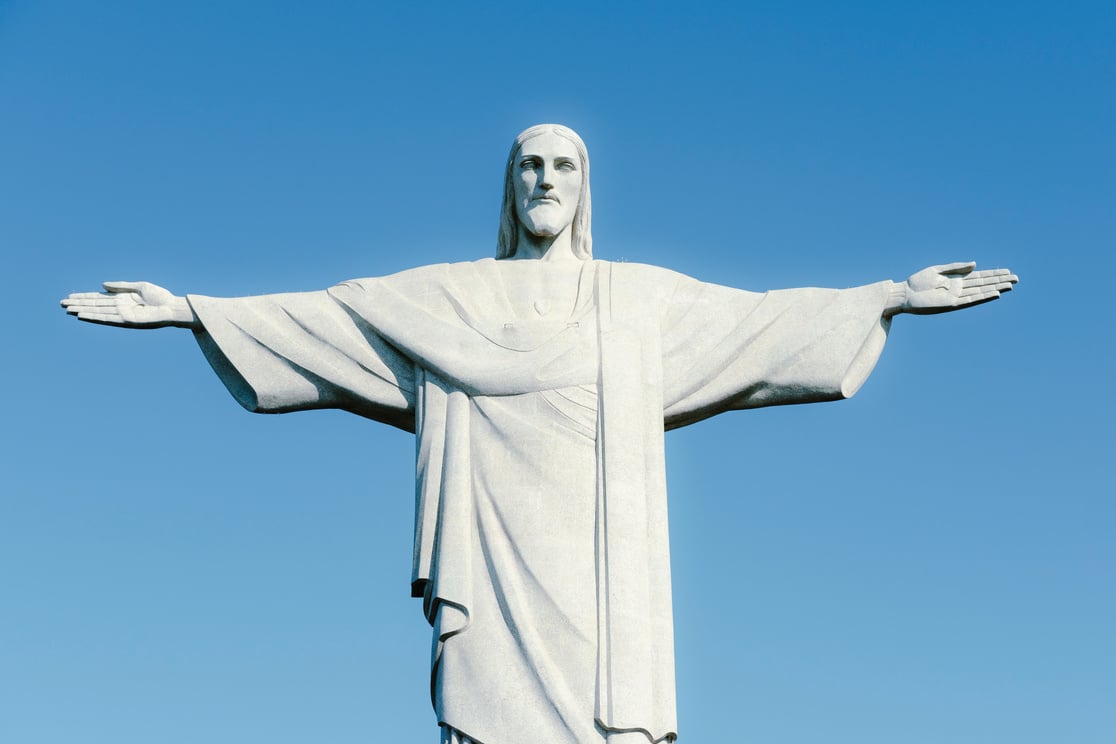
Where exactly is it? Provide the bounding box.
[62,124,1017,744]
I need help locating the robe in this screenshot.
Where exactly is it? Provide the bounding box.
[186,258,892,744]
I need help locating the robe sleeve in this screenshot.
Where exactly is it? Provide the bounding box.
[187,289,416,432]
[659,273,893,430]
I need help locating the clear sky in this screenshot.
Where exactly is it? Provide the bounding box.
[2,1,1113,743]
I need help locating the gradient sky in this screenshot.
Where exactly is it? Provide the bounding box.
[2,2,1113,743]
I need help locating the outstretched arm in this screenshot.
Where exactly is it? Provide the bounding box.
[884,262,1018,316]
[60,281,199,329]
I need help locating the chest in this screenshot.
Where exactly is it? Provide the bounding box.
[495,261,590,321]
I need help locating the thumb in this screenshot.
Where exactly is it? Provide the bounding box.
[103,281,147,294]
[935,261,976,276]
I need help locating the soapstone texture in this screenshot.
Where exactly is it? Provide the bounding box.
[60,124,1017,744]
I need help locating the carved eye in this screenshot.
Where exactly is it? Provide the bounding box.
[519,159,538,170]
[557,160,576,171]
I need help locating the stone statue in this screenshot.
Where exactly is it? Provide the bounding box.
[61,124,1017,744]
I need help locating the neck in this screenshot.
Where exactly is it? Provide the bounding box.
[513,226,579,261]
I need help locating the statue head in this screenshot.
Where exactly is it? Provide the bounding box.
[496,124,592,260]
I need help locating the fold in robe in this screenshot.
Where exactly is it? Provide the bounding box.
[188,259,892,743]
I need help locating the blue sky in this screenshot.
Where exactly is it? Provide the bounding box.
[2,1,1113,742]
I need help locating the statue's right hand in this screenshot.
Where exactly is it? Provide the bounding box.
[60,281,197,329]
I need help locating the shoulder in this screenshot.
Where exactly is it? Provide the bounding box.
[601,260,714,305]
[592,261,691,320]
[330,259,493,295]
[600,260,687,286]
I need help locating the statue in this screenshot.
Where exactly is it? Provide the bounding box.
[61,124,1017,744]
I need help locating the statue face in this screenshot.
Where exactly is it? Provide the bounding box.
[513,132,582,238]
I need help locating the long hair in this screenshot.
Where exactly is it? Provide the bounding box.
[496,124,592,259]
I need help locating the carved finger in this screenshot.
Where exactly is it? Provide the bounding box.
[64,301,118,312]
[69,297,123,307]
[958,290,1000,305]
[76,311,126,324]
[971,269,1018,285]
[961,281,1015,297]
[103,281,143,294]
[63,292,114,301]
[963,274,1011,289]
[966,274,1017,290]
[936,261,977,275]
[63,300,113,312]
[75,305,122,315]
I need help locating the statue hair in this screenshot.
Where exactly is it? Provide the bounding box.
[496,124,592,259]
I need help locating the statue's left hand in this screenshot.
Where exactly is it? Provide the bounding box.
[894,262,1018,315]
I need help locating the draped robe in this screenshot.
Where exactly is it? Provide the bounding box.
[186,258,892,744]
